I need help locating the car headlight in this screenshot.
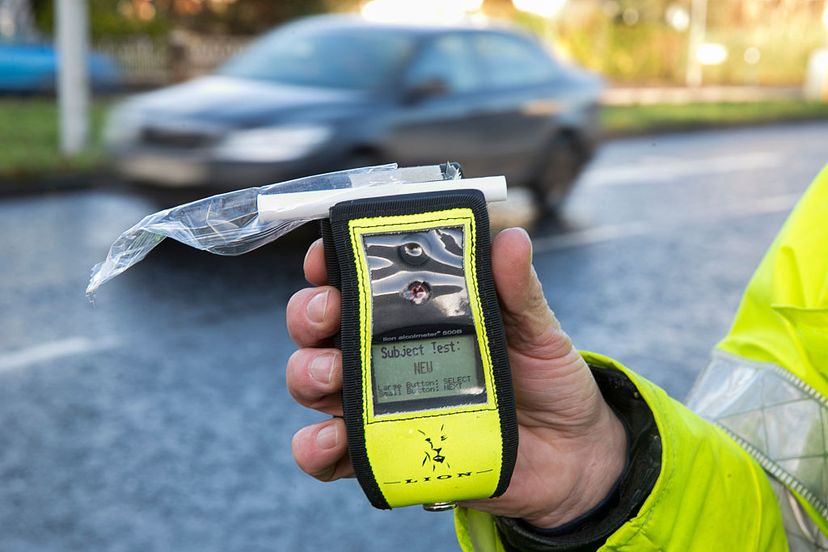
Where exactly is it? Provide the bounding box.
[103,105,143,148]
[214,124,332,162]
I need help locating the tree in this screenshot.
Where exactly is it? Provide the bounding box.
[31,0,332,38]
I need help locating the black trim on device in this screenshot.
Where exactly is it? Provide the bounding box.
[324,190,518,509]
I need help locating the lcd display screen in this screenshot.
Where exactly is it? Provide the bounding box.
[373,334,484,404]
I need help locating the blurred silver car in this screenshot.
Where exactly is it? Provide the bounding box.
[106,15,603,208]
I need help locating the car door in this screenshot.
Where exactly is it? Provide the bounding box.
[466,32,565,183]
[386,33,491,177]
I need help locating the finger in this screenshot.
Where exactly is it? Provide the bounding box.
[492,228,594,420]
[492,228,585,368]
[304,238,328,286]
[292,419,354,481]
[286,349,343,416]
[286,286,341,348]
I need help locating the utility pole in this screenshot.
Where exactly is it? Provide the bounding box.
[56,0,90,155]
[686,0,707,87]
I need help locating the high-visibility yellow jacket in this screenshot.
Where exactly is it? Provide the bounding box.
[454,165,828,551]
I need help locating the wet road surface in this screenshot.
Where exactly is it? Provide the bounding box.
[1,122,825,551]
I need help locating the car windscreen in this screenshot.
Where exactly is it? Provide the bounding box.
[218,27,415,91]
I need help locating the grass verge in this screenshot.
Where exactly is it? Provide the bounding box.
[602,100,828,136]
[0,98,108,180]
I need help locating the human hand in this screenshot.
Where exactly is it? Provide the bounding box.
[285,228,626,528]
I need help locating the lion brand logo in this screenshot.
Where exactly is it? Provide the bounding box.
[419,425,450,471]
[381,425,496,486]
[382,425,495,486]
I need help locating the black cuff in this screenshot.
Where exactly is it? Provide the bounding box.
[495,366,662,552]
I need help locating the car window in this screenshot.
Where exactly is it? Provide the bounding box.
[219,27,415,91]
[471,33,557,89]
[405,35,481,94]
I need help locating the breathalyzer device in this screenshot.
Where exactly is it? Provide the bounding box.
[316,171,518,511]
[89,163,519,513]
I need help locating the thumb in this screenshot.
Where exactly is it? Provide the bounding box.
[492,228,598,428]
[491,228,569,359]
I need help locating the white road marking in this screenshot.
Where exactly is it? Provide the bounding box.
[583,152,784,187]
[0,337,119,372]
[534,192,801,253]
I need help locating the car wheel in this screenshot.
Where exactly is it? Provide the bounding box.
[531,135,582,213]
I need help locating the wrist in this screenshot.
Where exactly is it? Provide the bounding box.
[523,400,628,529]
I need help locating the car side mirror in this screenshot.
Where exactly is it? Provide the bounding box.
[403,78,450,104]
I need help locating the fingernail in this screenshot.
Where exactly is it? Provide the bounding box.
[304,239,322,267]
[514,227,533,262]
[316,424,338,449]
[504,227,532,263]
[306,289,329,323]
[310,353,335,385]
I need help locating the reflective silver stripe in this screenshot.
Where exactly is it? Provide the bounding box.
[686,350,828,522]
[769,478,828,551]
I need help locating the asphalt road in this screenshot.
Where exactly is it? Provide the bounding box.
[1,122,826,552]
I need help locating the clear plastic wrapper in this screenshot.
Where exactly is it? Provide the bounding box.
[86,163,460,297]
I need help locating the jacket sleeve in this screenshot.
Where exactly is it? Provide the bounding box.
[453,352,789,551]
